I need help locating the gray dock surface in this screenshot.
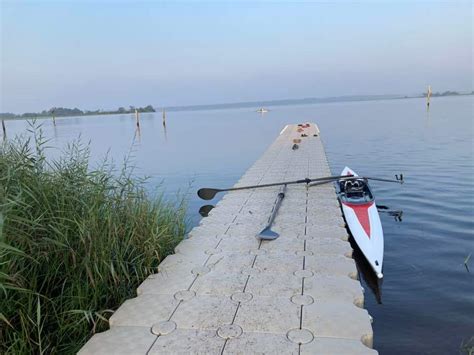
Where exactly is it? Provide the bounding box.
[80,123,377,354]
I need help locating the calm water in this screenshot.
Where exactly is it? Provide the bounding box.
[4,96,473,354]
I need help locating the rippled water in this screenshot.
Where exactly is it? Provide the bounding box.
[4,96,473,354]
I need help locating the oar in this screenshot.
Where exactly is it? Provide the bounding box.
[364,174,404,184]
[336,175,403,184]
[197,175,350,200]
[308,174,404,187]
[257,185,286,240]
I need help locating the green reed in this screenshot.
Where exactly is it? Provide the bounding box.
[0,127,186,354]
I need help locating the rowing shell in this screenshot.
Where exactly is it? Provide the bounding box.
[339,167,384,279]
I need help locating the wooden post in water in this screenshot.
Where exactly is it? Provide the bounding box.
[162,108,166,126]
[51,109,56,125]
[2,119,6,138]
[427,85,432,108]
[135,109,140,128]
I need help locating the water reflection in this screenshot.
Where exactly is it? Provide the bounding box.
[350,238,383,304]
[134,126,141,143]
[377,205,403,222]
[199,204,214,217]
[162,120,168,142]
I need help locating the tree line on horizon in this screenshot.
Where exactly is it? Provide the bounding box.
[0,105,156,119]
[421,90,473,97]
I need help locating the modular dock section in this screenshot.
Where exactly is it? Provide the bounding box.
[80,123,377,354]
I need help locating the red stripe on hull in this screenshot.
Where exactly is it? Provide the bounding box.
[342,201,374,238]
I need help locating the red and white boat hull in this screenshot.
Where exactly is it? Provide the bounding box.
[340,167,384,279]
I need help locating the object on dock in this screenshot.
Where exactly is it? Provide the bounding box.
[256,185,286,240]
[292,143,299,150]
[79,123,377,355]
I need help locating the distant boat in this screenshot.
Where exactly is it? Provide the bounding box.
[256,108,269,113]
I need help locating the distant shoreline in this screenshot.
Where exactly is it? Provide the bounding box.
[163,91,473,113]
[1,91,472,120]
[0,105,156,121]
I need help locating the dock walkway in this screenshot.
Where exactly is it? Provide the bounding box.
[80,123,377,354]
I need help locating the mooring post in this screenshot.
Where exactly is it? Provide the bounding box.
[427,85,432,108]
[135,109,140,128]
[162,108,166,126]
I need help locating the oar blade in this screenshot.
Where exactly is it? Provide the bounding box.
[257,226,280,240]
[197,188,220,200]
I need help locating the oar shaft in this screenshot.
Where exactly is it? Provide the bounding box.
[333,176,403,184]
[309,175,403,188]
[266,185,286,227]
[364,176,403,184]
[215,175,346,194]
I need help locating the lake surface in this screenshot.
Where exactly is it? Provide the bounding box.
[4,96,473,354]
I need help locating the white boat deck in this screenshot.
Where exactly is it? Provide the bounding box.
[79,123,377,354]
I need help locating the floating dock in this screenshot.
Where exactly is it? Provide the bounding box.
[80,123,377,354]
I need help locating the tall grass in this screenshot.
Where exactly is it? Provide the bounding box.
[0,128,186,354]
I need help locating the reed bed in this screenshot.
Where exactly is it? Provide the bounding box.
[0,129,186,354]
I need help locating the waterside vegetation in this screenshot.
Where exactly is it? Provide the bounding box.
[0,105,156,120]
[0,127,186,353]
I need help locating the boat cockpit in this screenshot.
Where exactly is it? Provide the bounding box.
[338,178,374,203]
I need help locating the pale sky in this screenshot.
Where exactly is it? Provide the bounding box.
[1,0,472,113]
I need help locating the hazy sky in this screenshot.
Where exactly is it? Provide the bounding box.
[1,0,472,113]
